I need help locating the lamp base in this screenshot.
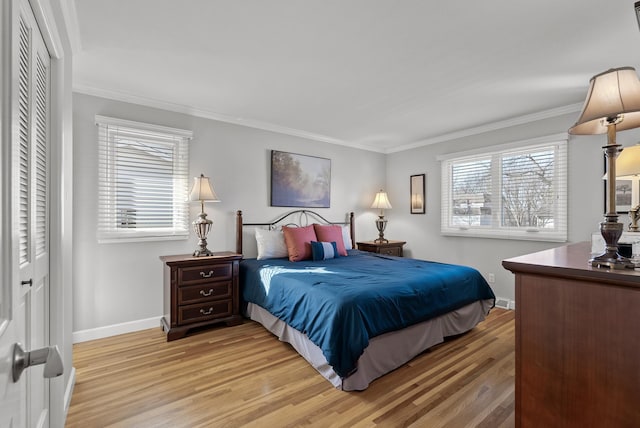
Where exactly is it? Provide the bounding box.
[590,254,635,269]
[193,247,214,257]
[374,216,388,243]
[590,218,635,269]
[192,212,213,257]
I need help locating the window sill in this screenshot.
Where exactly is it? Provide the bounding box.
[441,228,567,243]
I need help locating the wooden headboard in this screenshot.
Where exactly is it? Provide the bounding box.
[235,209,355,255]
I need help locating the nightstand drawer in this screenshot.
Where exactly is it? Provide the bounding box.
[178,263,232,285]
[379,247,402,256]
[179,300,232,324]
[178,281,232,305]
[356,240,406,257]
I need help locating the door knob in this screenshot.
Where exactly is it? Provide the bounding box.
[12,343,64,382]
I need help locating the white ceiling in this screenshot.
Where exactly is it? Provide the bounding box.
[68,0,640,153]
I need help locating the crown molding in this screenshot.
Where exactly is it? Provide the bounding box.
[74,83,581,155]
[73,83,385,153]
[385,103,583,154]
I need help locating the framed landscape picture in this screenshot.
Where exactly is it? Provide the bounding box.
[271,150,331,208]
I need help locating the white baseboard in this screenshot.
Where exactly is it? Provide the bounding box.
[72,316,162,343]
[494,296,515,310]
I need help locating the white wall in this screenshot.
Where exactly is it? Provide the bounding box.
[385,113,640,302]
[73,91,640,335]
[72,92,386,334]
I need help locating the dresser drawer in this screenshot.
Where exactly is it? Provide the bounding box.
[178,263,232,285]
[178,281,232,305]
[179,300,233,324]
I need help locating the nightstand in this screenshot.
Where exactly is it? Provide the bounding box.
[356,240,406,257]
[160,252,243,341]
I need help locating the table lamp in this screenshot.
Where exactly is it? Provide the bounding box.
[569,67,640,268]
[189,174,220,256]
[371,190,392,243]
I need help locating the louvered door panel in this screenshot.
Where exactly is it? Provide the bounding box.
[34,51,48,256]
[17,15,30,265]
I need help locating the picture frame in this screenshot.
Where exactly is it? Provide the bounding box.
[410,174,425,214]
[615,179,633,213]
[603,156,637,214]
[271,150,331,208]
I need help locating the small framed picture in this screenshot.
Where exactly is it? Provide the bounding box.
[410,174,425,214]
[615,179,633,213]
[604,155,637,214]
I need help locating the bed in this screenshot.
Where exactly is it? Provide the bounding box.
[236,210,495,391]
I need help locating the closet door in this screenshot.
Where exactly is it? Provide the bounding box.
[23,4,52,426]
[0,0,52,426]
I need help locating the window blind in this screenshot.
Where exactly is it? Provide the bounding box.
[96,116,191,243]
[440,134,568,242]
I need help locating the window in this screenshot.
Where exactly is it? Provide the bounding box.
[439,134,567,242]
[96,116,191,243]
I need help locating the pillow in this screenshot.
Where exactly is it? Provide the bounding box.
[282,225,317,262]
[310,241,339,261]
[255,228,288,260]
[342,225,353,250]
[313,224,348,256]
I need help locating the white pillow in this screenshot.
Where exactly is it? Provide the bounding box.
[255,228,288,260]
[342,225,353,250]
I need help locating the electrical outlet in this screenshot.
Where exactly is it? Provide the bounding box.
[488,273,495,283]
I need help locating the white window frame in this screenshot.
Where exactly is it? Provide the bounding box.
[438,133,568,242]
[95,115,191,243]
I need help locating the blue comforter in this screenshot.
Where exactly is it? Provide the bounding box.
[240,250,495,378]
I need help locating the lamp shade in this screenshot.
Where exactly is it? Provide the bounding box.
[616,145,640,178]
[189,174,220,202]
[569,67,640,135]
[371,190,392,210]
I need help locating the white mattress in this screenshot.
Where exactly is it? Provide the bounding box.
[245,299,494,391]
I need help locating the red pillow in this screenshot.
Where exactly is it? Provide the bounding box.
[313,224,347,256]
[282,225,317,262]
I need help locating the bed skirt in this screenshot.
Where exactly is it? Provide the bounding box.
[245,299,494,391]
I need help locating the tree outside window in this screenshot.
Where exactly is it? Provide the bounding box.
[441,136,567,242]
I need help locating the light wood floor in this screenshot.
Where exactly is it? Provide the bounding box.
[66,308,514,428]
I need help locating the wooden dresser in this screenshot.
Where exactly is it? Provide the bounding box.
[356,240,406,257]
[160,252,242,341]
[502,242,640,427]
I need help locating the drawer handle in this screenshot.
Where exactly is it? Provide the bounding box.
[200,270,214,278]
[200,307,214,315]
[200,289,214,297]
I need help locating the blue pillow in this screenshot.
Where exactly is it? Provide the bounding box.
[310,241,339,261]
